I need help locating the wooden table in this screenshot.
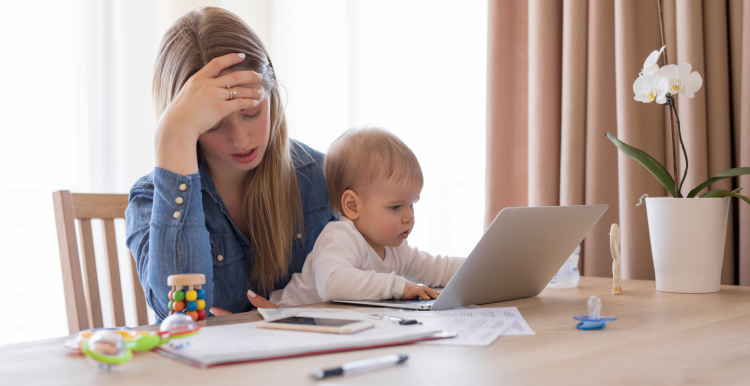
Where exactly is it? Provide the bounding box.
[3,277,750,385]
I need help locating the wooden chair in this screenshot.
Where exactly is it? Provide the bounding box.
[52,190,149,334]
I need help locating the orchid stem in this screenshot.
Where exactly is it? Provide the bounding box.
[657,0,678,197]
[667,104,678,197]
[670,101,688,196]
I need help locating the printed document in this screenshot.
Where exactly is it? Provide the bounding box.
[259,306,535,347]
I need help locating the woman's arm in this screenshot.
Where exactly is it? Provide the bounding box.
[126,53,263,320]
[126,169,212,321]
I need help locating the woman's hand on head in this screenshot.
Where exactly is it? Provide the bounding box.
[209,289,280,316]
[401,283,440,300]
[160,53,265,137]
[155,52,265,175]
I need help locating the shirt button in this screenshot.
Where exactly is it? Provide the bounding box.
[296,233,302,240]
[179,183,187,191]
[243,245,250,250]
[217,255,224,262]
[175,197,184,205]
[173,211,181,219]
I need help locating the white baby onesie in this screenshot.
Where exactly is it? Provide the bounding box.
[269,217,465,307]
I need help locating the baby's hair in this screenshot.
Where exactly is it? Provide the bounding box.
[324,127,424,217]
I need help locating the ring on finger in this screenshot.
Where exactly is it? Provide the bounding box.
[226,85,237,101]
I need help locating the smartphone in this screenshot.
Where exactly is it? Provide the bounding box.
[257,316,375,334]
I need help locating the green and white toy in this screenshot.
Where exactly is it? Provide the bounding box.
[67,313,201,370]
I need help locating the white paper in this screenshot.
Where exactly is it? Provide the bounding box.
[368,307,533,345]
[491,307,536,336]
[439,307,536,336]
[391,311,516,346]
[258,306,536,346]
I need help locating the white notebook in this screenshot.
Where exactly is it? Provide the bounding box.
[156,320,451,368]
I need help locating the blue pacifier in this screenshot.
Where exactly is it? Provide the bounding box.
[574,296,616,330]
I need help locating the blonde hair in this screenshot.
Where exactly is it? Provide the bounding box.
[324,127,423,216]
[152,7,302,294]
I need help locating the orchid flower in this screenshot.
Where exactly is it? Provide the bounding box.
[639,45,666,76]
[656,63,703,97]
[609,39,750,203]
[633,74,669,104]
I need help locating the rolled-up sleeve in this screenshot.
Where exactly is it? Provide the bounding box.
[125,167,213,321]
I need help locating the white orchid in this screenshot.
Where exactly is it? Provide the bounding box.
[656,63,703,97]
[640,45,666,76]
[633,74,669,104]
[611,40,750,204]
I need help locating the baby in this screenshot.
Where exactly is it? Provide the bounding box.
[268,127,465,307]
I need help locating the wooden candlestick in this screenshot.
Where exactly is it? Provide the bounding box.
[610,224,622,295]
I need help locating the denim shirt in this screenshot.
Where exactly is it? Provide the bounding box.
[125,140,334,321]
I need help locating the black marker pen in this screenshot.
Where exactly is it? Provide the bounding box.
[312,354,409,379]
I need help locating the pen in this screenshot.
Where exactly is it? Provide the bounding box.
[368,313,422,325]
[312,354,409,379]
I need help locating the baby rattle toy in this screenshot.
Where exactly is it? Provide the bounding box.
[168,273,207,321]
[64,313,200,370]
[573,296,617,330]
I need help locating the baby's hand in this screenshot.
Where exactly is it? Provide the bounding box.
[401,282,440,300]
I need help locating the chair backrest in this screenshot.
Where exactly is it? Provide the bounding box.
[52,190,149,334]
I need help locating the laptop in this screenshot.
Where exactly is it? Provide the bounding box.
[333,205,608,311]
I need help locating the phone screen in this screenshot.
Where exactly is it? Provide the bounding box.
[268,316,360,327]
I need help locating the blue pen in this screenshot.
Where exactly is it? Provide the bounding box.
[312,354,409,379]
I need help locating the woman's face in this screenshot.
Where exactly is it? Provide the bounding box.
[198,80,270,176]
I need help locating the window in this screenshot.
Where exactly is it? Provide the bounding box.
[0,0,487,344]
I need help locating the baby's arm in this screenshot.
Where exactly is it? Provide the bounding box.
[313,227,407,301]
[398,244,465,287]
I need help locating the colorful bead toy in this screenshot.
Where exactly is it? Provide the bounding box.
[167,274,206,321]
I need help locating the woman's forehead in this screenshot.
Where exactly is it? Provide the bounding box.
[216,69,265,89]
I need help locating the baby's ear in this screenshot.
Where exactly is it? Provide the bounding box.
[341,189,360,221]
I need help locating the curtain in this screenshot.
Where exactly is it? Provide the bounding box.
[486,0,750,284]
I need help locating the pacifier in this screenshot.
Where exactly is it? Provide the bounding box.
[573,296,617,330]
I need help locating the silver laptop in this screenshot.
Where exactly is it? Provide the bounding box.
[333,205,608,311]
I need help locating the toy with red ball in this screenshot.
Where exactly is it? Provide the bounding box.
[167,274,206,321]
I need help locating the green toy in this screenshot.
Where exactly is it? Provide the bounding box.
[66,313,201,370]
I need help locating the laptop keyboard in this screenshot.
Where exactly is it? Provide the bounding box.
[372,299,436,305]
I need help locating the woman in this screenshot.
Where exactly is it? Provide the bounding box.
[126,7,334,321]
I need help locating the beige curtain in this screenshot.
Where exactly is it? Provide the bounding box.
[486,0,750,285]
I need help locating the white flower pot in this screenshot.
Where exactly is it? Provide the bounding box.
[645,197,730,293]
